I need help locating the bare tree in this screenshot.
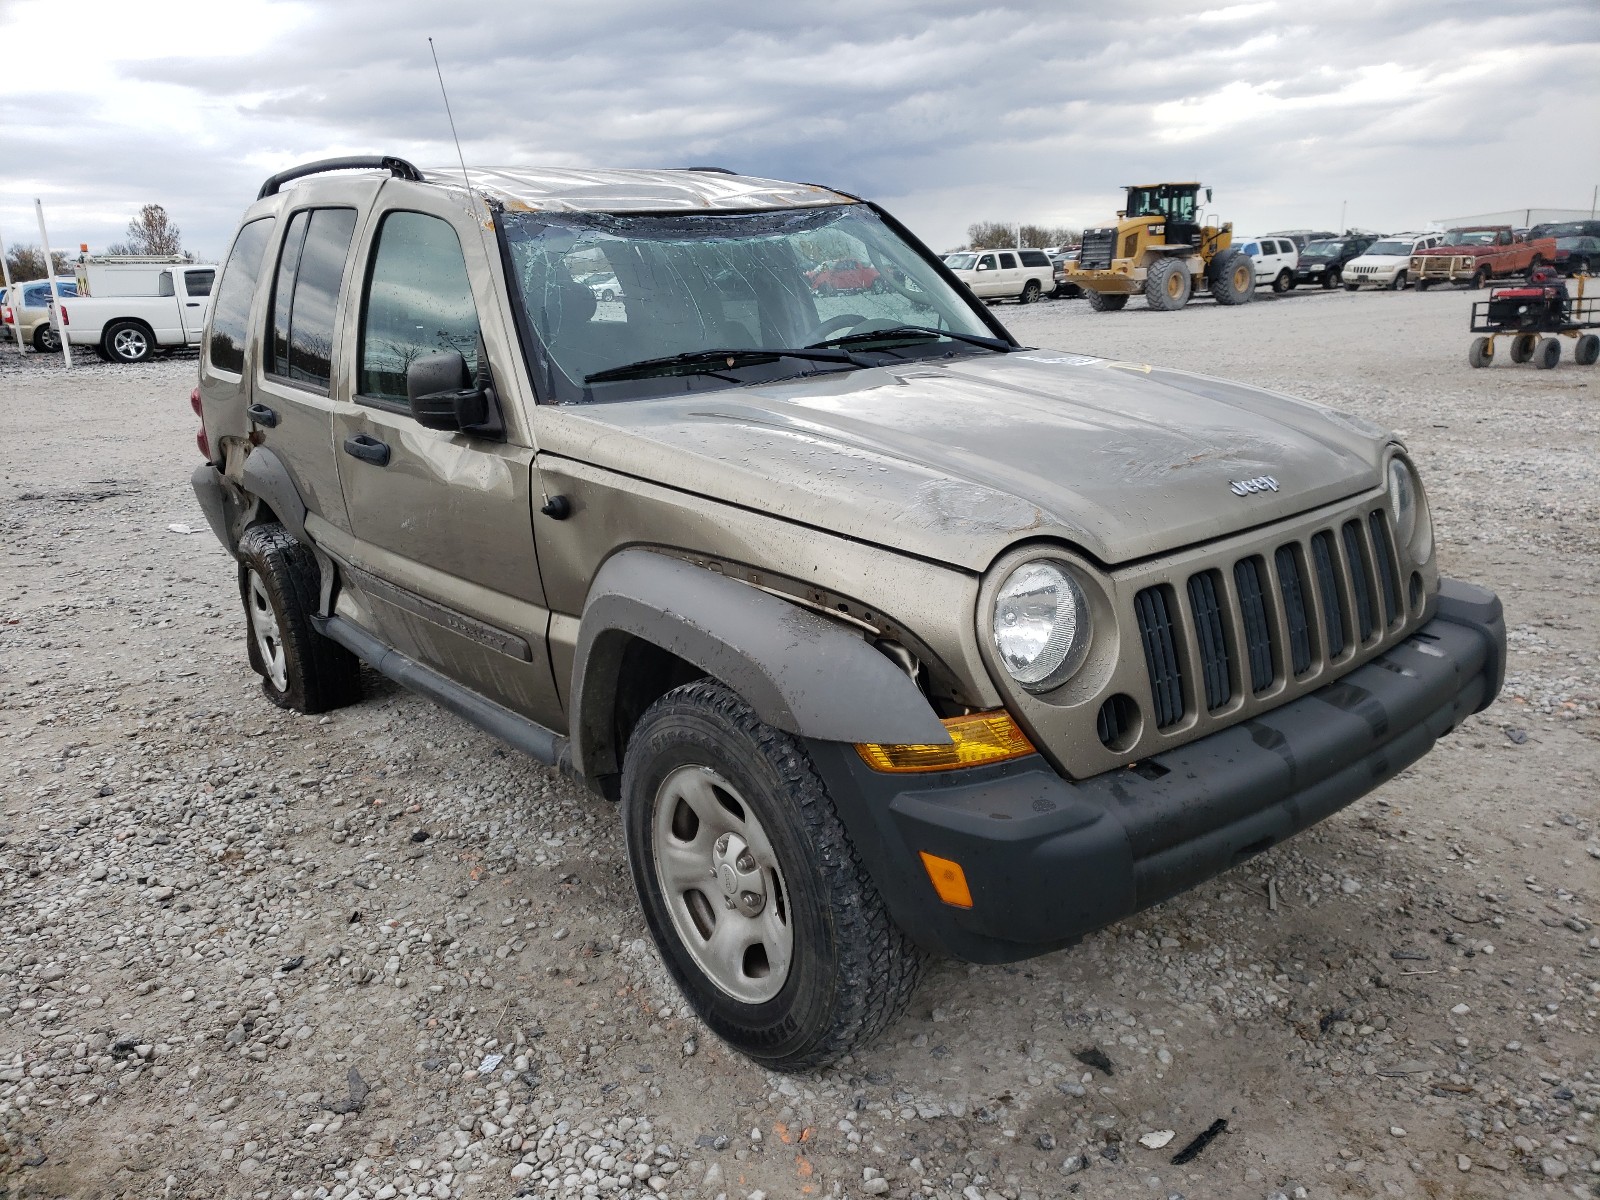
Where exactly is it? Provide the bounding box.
[4,244,70,281]
[966,221,1081,250]
[124,205,184,256]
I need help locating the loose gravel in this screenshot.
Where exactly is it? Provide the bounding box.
[1,284,1596,1200]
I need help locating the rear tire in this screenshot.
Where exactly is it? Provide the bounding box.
[1576,334,1600,366]
[622,680,926,1071]
[1144,258,1192,311]
[1468,336,1494,368]
[1271,269,1291,294]
[1018,279,1040,305]
[32,324,58,353]
[237,524,362,714]
[103,320,154,363]
[1471,266,1491,290]
[1534,337,1560,369]
[1210,249,1255,305]
[1416,279,1432,292]
[1085,289,1129,312]
[1510,333,1538,363]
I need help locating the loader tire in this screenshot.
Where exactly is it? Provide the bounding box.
[1144,258,1192,311]
[1210,249,1255,305]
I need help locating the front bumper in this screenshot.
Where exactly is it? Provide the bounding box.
[1293,264,1335,282]
[810,578,1505,963]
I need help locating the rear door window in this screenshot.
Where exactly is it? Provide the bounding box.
[208,218,277,375]
[998,252,1018,269]
[267,207,359,390]
[184,269,216,297]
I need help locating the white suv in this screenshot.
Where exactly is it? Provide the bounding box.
[1237,236,1300,293]
[1342,233,1441,291]
[945,248,1054,303]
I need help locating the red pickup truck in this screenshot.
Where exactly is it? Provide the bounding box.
[1412,226,1557,290]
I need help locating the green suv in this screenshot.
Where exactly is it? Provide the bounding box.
[191,155,1506,1070]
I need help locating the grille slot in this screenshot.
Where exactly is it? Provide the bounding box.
[1134,586,1185,729]
[1311,530,1347,657]
[1233,557,1274,693]
[1342,520,1375,642]
[1187,571,1233,711]
[1078,229,1114,270]
[1369,511,1401,626]
[1273,545,1314,676]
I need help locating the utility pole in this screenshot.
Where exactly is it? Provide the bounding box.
[1339,200,1347,233]
[35,199,71,367]
[0,222,25,353]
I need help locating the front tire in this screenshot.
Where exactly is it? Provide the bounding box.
[1535,337,1560,369]
[622,680,926,1071]
[1471,267,1491,290]
[1510,333,1538,363]
[1468,336,1494,368]
[1084,289,1129,312]
[1390,270,1408,291]
[237,524,362,713]
[1144,258,1191,310]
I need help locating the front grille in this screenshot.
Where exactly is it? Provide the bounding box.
[1133,586,1184,729]
[1132,506,1405,728]
[1079,229,1115,270]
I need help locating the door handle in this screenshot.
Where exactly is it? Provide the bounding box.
[343,433,390,466]
[246,402,279,428]
[186,302,201,307]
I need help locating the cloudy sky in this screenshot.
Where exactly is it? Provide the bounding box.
[2,0,1596,264]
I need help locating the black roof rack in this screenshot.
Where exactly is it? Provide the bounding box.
[683,165,736,174]
[257,156,425,201]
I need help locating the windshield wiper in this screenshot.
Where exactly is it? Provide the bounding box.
[808,324,1013,353]
[585,346,869,384]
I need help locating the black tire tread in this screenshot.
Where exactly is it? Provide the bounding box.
[625,679,926,1071]
[237,523,361,714]
[1084,289,1128,312]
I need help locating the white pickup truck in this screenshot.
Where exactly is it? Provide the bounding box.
[55,262,217,362]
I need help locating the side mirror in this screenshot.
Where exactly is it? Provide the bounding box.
[407,351,503,438]
[1206,188,1213,203]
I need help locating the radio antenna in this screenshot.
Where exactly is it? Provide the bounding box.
[428,37,495,266]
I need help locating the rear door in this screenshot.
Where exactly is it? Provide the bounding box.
[250,202,365,536]
[997,251,1021,295]
[327,192,560,729]
[178,267,215,342]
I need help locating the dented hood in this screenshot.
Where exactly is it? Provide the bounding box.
[537,351,1391,571]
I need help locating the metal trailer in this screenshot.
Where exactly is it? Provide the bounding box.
[1467,276,1599,368]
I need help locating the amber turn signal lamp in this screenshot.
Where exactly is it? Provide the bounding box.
[919,851,974,909]
[855,710,1034,773]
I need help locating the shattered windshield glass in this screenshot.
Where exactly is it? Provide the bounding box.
[498,205,997,402]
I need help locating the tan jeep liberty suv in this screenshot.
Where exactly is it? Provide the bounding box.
[190,155,1507,1071]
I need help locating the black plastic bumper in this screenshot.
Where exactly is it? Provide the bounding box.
[191,462,240,555]
[809,578,1505,963]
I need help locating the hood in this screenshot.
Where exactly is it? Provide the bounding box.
[1415,244,1487,257]
[1350,252,1410,266]
[537,352,1390,572]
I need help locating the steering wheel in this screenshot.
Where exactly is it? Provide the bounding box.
[809,312,867,341]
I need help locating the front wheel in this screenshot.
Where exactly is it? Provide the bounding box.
[1343,281,1359,292]
[1210,248,1255,305]
[1390,270,1408,291]
[1416,279,1432,292]
[1468,336,1494,368]
[1535,337,1560,369]
[1084,289,1129,312]
[1144,258,1191,310]
[622,680,926,1071]
[1471,267,1491,290]
[1018,279,1041,305]
[1575,334,1599,366]
[1510,333,1538,363]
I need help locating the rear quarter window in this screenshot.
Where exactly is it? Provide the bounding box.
[208,218,278,375]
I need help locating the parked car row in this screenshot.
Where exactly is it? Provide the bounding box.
[1,276,79,350]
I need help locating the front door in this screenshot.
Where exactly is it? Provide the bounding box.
[328,200,560,730]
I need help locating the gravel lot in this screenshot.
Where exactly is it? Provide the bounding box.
[1,285,1596,1200]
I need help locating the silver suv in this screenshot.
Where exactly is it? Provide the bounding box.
[191,155,1506,1070]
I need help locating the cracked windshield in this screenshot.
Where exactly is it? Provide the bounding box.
[499,204,996,401]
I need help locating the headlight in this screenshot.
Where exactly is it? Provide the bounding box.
[992,560,1090,690]
[1387,458,1430,560]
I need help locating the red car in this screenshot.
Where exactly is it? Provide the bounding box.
[806,258,881,295]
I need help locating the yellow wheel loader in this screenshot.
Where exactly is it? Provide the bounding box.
[1063,183,1255,312]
